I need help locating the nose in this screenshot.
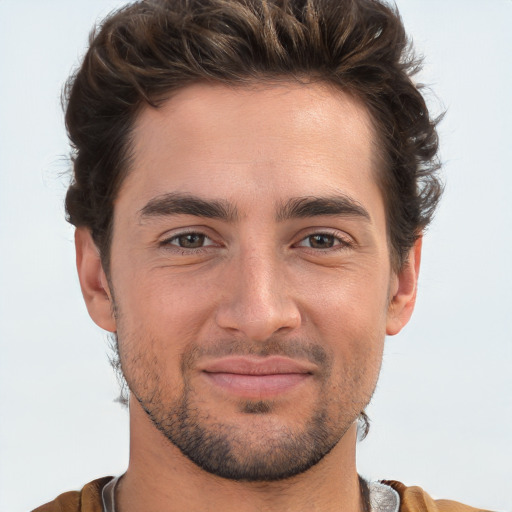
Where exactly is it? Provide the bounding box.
[215,252,301,341]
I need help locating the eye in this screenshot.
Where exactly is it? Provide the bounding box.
[166,232,215,249]
[297,233,350,250]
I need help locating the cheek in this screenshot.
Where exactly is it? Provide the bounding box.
[302,266,389,371]
[304,265,391,332]
[112,267,221,386]
[117,264,214,325]
[313,285,387,411]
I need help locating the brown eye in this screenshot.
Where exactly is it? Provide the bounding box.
[171,233,207,248]
[306,234,336,249]
[296,232,352,251]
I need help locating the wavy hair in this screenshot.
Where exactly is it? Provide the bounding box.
[64,0,442,273]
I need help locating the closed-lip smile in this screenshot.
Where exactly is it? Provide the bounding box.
[199,356,314,398]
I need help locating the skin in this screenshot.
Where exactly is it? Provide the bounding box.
[76,81,421,512]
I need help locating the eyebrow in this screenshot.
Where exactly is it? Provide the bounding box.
[276,195,371,222]
[138,192,370,223]
[138,192,238,222]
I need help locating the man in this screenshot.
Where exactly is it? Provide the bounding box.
[33,0,488,511]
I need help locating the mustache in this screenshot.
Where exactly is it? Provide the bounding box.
[181,337,331,371]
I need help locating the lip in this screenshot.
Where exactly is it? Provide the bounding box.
[200,356,314,398]
[200,355,316,375]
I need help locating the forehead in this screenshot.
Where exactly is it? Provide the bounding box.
[120,81,382,217]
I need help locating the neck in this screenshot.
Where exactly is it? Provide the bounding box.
[117,398,365,512]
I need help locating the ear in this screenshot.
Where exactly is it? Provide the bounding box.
[386,237,422,336]
[75,227,117,332]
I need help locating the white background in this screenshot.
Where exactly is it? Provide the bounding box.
[0,1,511,511]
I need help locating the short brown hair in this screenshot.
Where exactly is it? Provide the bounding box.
[64,0,442,272]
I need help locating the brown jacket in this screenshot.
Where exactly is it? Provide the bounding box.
[32,477,491,512]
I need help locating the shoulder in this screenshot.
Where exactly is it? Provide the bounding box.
[31,476,114,512]
[382,480,494,512]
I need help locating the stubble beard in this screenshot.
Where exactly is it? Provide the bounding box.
[136,385,346,481]
[113,330,375,483]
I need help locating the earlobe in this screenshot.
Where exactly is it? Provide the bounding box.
[386,237,422,336]
[75,228,117,332]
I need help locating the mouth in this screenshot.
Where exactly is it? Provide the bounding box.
[199,356,314,398]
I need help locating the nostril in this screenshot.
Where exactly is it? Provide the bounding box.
[215,302,301,341]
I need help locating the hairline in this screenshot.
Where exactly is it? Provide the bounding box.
[98,77,404,276]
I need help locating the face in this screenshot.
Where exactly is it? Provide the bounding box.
[79,82,417,481]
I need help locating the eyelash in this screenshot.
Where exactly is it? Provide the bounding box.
[160,230,218,254]
[160,229,354,254]
[296,231,354,251]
